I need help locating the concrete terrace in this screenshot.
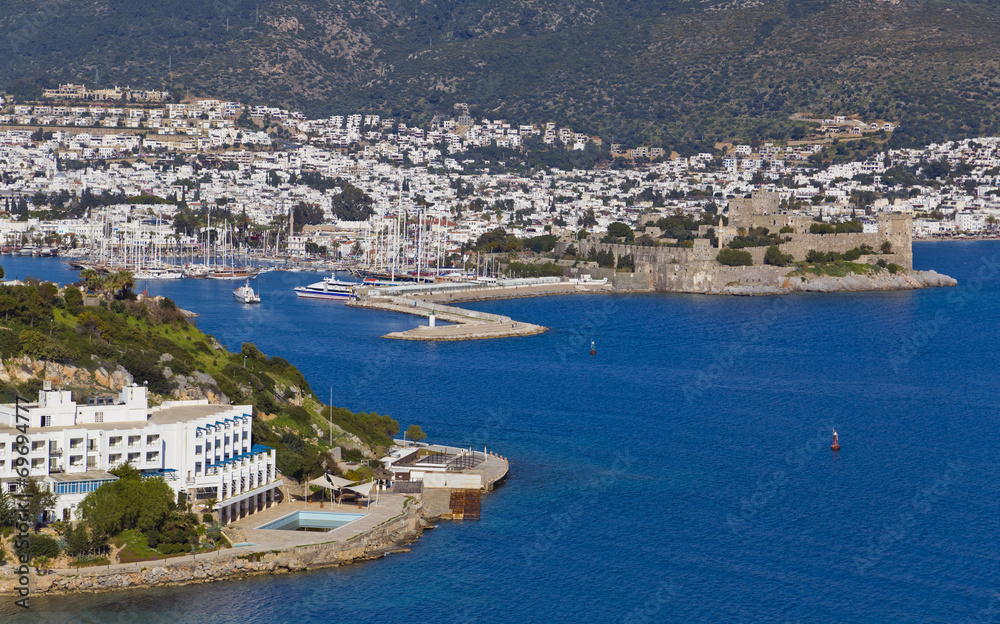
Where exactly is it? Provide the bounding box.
[33,494,411,577]
[228,492,411,550]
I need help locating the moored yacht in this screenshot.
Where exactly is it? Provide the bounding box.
[293,276,356,301]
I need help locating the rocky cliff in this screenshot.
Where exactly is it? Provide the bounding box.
[722,269,958,296]
[0,356,227,403]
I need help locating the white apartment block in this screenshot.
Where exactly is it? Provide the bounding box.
[0,383,280,525]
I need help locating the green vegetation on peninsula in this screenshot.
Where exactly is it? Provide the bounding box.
[0,273,399,481]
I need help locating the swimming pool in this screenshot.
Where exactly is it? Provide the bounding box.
[257,511,365,532]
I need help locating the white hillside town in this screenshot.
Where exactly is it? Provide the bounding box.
[0,382,279,525]
[0,89,998,265]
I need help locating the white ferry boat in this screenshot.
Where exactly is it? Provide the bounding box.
[134,268,184,280]
[293,276,356,301]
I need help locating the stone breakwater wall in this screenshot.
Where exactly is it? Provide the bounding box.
[3,503,424,596]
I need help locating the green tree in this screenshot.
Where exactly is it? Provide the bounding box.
[0,488,15,528]
[605,222,635,242]
[63,286,83,314]
[717,249,754,266]
[764,245,792,267]
[23,478,58,530]
[67,522,91,556]
[405,424,427,442]
[79,269,101,294]
[617,253,635,271]
[78,464,174,536]
[15,533,60,561]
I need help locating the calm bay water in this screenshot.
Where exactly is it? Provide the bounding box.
[3,243,1000,623]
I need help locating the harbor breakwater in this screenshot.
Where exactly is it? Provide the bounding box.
[349,295,547,340]
[0,501,425,597]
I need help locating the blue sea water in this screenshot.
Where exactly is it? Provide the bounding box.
[2,243,1000,623]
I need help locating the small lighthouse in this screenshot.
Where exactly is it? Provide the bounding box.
[590,340,596,356]
[831,429,840,452]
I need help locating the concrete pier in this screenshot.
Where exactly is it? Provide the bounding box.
[349,294,547,341]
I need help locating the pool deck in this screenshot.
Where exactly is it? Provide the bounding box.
[227,493,410,550]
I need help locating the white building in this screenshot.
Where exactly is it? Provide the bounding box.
[0,383,280,524]
[955,211,986,232]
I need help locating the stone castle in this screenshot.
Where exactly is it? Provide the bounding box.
[720,191,913,269]
[555,191,925,295]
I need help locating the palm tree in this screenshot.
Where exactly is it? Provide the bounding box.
[80,269,101,294]
[113,271,135,300]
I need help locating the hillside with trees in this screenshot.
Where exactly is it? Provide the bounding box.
[0,273,397,481]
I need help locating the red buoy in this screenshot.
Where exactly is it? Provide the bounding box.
[831,428,840,452]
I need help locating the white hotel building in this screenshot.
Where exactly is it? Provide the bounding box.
[0,383,280,525]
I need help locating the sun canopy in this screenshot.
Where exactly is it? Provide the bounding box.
[307,474,356,490]
[344,481,375,497]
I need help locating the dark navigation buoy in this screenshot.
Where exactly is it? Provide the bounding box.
[590,340,596,356]
[831,428,840,452]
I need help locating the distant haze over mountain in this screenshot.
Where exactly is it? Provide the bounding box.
[2,0,999,151]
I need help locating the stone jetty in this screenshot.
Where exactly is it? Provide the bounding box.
[349,294,547,341]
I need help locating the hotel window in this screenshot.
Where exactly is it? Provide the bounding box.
[147,435,159,446]
[87,456,97,469]
[0,460,5,471]
[32,441,45,452]
[70,438,83,450]
[128,436,141,448]
[69,456,82,467]
[146,451,159,463]
[40,415,51,427]
[195,445,202,455]
[128,453,139,463]
[110,453,121,464]
[87,439,98,452]
[195,462,202,474]
[95,411,104,423]
[109,436,122,447]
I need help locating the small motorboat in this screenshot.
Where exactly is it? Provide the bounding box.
[233,279,261,304]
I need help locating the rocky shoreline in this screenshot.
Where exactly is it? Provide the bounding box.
[0,502,426,597]
[719,269,957,296]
